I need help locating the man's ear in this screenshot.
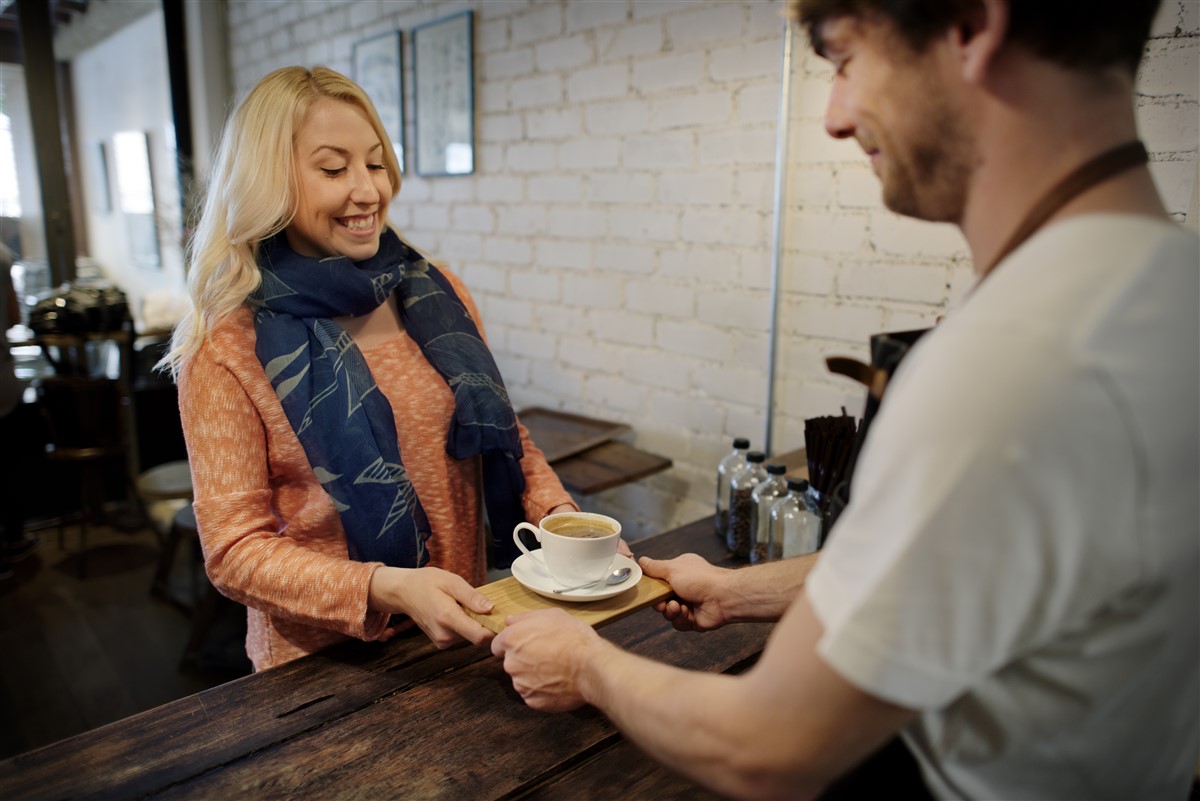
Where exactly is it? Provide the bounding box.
[955,0,1009,85]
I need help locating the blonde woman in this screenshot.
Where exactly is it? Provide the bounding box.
[162,66,576,671]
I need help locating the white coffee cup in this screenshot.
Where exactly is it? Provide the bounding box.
[512,512,621,586]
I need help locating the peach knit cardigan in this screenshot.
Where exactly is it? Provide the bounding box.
[178,271,574,671]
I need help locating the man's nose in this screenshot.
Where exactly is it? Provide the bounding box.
[823,83,855,140]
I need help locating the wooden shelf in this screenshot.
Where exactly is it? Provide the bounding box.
[518,406,671,496]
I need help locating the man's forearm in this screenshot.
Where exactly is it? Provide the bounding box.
[575,591,912,801]
[579,638,820,801]
[721,552,819,623]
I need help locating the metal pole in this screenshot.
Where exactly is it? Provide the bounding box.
[764,19,794,456]
[16,0,76,287]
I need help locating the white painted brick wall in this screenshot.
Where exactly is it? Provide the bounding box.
[649,90,733,130]
[482,46,532,80]
[566,0,629,33]
[584,99,649,135]
[562,274,623,308]
[528,175,581,203]
[535,34,593,72]
[657,319,731,362]
[605,209,678,243]
[497,204,547,236]
[588,309,655,347]
[599,22,663,60]
[525,108,580,140]
[536,239,590,271]
[510,74,563,109]
[567,64,629,102]
[224,0,1200,540]
[589,171,654,203]
[595,241,657,273]
[561,138,620,169]
[626,279,695,318]
[632,52,705,93]
[511,5,563,47]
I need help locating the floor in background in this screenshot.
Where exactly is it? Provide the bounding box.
[0,517,251,761]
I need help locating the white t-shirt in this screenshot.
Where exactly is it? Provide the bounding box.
[807,215,1199,800]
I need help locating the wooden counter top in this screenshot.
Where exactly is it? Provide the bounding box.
[0,517,762,801]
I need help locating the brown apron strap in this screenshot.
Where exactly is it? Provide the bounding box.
[983,140,1149,276]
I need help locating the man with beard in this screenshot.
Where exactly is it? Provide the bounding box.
[492,2,1199,799]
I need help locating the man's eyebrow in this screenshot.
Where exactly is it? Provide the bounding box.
[813,16,859,62]
[815,27,844,60]
[809,27,830,59]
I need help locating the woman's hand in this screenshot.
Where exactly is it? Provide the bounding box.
[368,565,496,648]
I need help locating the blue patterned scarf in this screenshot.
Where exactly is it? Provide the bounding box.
[252,229,526,568]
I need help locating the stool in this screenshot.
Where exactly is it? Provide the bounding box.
[152,503,244,673]
[151,502,203,611]
[36,376,130,574]
[135,460,193,544]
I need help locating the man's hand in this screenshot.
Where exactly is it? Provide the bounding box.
[491,608,603,712]
[640,553,732,632]
[369,566,496,648]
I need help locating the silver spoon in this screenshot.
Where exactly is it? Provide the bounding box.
[552,566,633,594]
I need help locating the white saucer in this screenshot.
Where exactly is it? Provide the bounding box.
[510,552,641,603]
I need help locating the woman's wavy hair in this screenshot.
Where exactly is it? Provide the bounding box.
[158,66,402,377]
[790,0,1161,75]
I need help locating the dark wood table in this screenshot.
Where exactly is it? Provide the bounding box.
[0,517,768,801]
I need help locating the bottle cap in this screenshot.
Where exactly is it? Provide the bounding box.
[732,437,750,449]
[765,463,786,475]
[746,451,766,463]
[787,478,809,492]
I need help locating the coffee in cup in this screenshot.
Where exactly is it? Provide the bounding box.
[513,512,621,586]
[541,516,616,539]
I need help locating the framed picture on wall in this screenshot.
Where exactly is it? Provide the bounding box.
[90,141,112,213]
[111,130,161,270]
[413,10,474,177]
[353,30,404,173]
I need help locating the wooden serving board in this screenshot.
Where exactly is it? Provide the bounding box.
[467,574,673,634]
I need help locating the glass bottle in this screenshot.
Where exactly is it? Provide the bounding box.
[768,478,822,561]
[748,464,788,564]
[715,437,751,539]
[726,451,766,559]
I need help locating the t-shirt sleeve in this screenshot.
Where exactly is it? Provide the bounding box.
[806,323,1140,709]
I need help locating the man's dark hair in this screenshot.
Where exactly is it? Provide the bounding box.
[794,0,1162,74]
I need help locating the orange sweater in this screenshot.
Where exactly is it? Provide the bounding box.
[178,272,574,671]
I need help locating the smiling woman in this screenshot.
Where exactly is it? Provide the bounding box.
[287,99,392,262]
[155,66,578,672]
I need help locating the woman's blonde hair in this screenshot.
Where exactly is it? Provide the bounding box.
[158,66,402,377]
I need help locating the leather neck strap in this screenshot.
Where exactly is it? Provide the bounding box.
[982,140,1149,277]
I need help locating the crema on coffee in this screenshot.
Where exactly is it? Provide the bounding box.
[542,516,617,539]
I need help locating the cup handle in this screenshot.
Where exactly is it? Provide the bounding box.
[512,522,541,557]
